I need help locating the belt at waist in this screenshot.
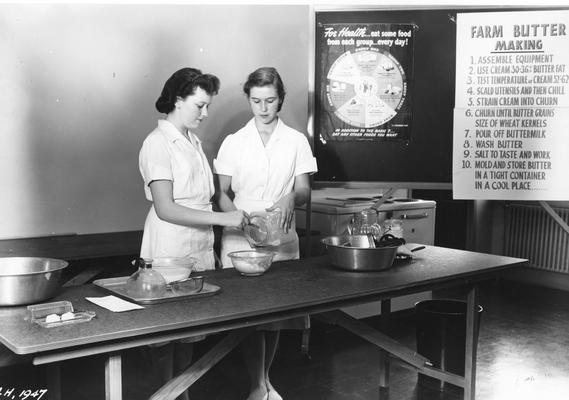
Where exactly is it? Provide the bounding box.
[175,199,212,211]
[234,196,274,213]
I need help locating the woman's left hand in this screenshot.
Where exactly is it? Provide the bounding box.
[266,193,295,233]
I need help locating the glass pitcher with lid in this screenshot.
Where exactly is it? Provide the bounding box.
[350,208,383,240]
[125,258,167,299]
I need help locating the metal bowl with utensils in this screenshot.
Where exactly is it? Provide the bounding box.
[321,235,399,271]
[321,234,426,272]
[0,257,69,306]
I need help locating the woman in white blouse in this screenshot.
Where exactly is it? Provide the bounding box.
[139,67,248,400]
[139,67,248,269]
[214,67,317,400]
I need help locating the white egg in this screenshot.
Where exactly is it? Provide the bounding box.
[45,314,61,323]
[61,312,75,321]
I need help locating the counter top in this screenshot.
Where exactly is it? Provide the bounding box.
[0,230,142,260]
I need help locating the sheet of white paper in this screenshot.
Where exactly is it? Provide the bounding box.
[85,295,144,312]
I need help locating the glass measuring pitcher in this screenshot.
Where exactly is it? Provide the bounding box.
[244,210,295,247]
[350,209,383,240]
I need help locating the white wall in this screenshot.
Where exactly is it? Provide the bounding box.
[0,4,309,239]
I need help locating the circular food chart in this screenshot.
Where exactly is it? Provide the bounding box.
[326,48,407,128]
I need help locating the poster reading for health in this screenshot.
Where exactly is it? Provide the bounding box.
[453,10,569,200]
[318,23,415,142]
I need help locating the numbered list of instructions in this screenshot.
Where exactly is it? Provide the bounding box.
[453,10,569,200]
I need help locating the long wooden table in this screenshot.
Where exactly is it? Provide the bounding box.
[0,246,526,400]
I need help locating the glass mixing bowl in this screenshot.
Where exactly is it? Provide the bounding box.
[228,250,274,276]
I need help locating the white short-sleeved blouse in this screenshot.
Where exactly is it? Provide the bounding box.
[138,119,215,270]
[139,120,214,205]
[213,118,317,211]
[213,118,317,266]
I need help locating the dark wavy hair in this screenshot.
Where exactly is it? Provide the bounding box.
[243,67,286,112]
[155,68,220,114]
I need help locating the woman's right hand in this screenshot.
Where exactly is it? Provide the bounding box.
[224,210,249,228]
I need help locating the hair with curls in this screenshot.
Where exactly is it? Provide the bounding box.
[243,67,286,112]
[155,68,220,114]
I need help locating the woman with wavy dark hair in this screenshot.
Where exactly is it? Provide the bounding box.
[139,67,248,269]
[139,68,248,399]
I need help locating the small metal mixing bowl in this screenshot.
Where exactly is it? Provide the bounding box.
[0,257,69,306]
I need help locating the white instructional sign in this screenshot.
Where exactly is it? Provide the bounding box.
[453,10,569,200]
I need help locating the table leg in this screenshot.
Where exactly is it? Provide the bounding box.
[150,328,252,400]
[301,315,312,362]
[316,310,429,369]
[378,299,391,396]
[45,363,62,400]
[105,353,122,400]
[464,285,479,400]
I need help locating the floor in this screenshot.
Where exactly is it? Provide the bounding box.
[2,278,569,400]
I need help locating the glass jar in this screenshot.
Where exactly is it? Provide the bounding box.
[125,258,167,299]
[383,219,404,239]
[351,209,382,240]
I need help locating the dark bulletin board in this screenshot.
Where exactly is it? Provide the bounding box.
[314,9,458,184]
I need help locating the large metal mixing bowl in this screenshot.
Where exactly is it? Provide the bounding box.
[0,257,69,306]
[321,235,398,272]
